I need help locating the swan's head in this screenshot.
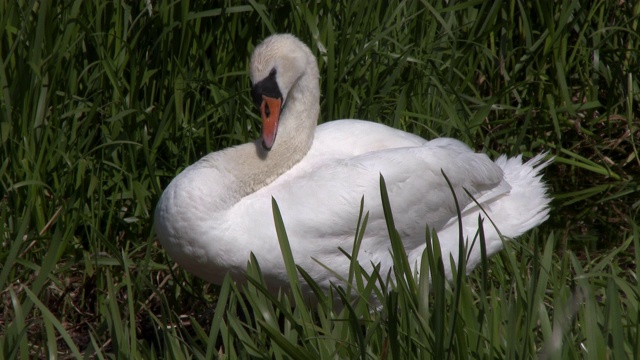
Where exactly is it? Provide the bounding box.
[250,34,317,150]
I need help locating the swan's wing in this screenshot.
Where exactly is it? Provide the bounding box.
[282,141,502,229]
[229,137,507,265]
[311,119,429,159]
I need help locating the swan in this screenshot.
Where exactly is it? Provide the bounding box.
[154,34,551,299]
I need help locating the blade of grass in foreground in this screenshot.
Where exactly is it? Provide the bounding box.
[6,288,29,359]
[272,197,306,307]
[23,287,82,358]
[205,275,232,358]
[379,174,417,297]
[270,197,320,356]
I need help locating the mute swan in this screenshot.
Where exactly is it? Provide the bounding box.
[154,34,551,299]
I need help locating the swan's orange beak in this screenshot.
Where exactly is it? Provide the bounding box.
[260,95,282,151]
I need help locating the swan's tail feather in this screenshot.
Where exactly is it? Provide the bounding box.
[492,152,553,236]
[423,153,553,277]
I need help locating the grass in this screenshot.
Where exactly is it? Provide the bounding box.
[1,0,639,358]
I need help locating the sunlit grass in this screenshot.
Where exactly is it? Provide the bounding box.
[1,0,639,358]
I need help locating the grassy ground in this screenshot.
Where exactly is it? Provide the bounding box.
[1,0,639,358]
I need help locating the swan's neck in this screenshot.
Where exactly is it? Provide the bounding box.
[202,66,320,203]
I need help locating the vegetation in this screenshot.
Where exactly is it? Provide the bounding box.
[1,0,638,358]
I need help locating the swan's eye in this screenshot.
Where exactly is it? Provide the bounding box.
[251,68,281,110]
[264,102,271,117]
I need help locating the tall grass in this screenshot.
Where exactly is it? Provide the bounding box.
[1,0,638,358]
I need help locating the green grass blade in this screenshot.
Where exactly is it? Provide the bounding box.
[23,287,83,358]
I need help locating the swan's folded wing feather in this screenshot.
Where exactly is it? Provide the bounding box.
[231,138,508,259]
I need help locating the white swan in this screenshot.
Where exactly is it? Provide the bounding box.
[154,34,551,299]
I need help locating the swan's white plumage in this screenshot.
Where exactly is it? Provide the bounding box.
[155,34,551,298]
